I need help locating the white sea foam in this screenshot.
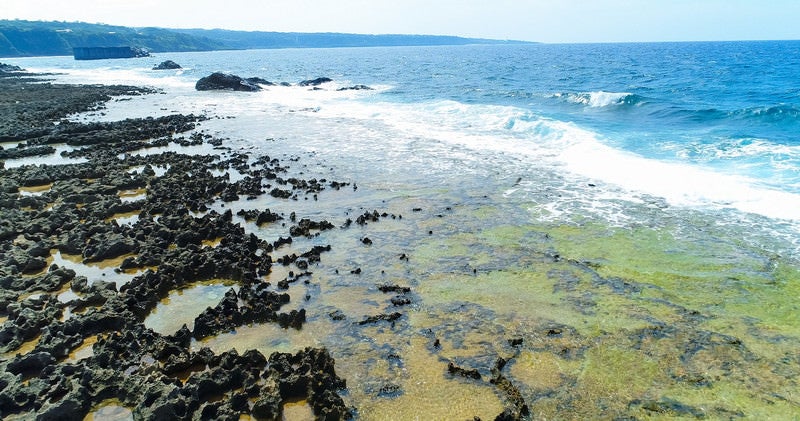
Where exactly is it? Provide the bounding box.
[557,138,800,221]
[554,91,633,107]
[25,62,800,226]
[27,66,195,90]
[294,96,800,223]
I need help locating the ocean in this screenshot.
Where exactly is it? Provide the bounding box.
[8,41,800,418]
[14,42,800,239]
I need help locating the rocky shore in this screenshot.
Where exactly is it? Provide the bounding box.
[4,64,797,420]
[0,69,354,419]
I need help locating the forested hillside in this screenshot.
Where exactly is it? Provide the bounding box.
[0,20,530,58]
[0,20,225,57]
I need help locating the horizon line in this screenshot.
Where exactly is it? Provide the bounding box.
[1,18,798,45]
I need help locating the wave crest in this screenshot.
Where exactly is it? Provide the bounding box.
[554,91,639,108]
[736,104,800,122]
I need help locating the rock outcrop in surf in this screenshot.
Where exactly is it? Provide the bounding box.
[152,60,182,70]
[195,72,263,92]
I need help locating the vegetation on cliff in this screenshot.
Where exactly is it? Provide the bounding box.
[0,19,530,58]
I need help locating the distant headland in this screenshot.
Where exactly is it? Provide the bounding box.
[0,20,533,58]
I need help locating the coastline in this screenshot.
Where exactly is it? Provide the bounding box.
[1,67,799,420]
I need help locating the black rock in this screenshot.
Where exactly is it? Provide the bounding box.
[0,63,24,73]
[298,77,333,87]
[256,209,282,225]
[378,284,411,294]
[357,312,402,326]
[391,296,411,306]
[6,351,56,376]
[289,218,335,237]
[196,72,262,92]
[152,60,182,70]
[246,77,275,86]
[328,310,346,321]
[447,362,481,380]
[269,188,292,199]
[337,85,373,91]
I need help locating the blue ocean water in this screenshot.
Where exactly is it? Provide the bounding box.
[10,40,800,241]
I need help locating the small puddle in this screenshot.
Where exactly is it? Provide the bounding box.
[57,288,82,303]
[122,142,219,159]
[144,280,239,335]
[2,335,42,359]
[2,144,86,168]
[51,250,141,287]
[201,237,223,248]
[118,188,146,203]
[65,336,100,363]
[18,183,53,196]
[282,399,314,421]
[0,140,22,148]
[211,168,248,183]
[83,399,133,421]
[106,211,140,226]
[192,319,327,356]
[127,164,169,177]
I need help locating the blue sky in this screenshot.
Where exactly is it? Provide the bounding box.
[3,0,799,43]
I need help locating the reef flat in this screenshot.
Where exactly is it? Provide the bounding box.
[1,66,798,420]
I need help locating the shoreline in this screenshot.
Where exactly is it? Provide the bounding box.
[1,68,799,420]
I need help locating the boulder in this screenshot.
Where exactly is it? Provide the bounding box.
[0,63,24,73]
[337,85,373,91]
[298,77,333,87]
[245,77,275,86]
[195,72,262,92]
[152,60,182,70]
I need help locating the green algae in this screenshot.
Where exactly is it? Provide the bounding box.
[547,222,800,340]
[405,210,800,418]
[577,344,662,408]
[139,183,800,419]
[352,337,506,421]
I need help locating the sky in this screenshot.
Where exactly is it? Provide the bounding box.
[3,0,799,43]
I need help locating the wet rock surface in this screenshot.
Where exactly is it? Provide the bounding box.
[0,74,353,420]
[0,62,25,73]
[152,60,182,70]
[0,76,154,144]
[195,72,263,92]
[298,77,333,87]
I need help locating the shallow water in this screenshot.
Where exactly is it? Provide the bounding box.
[51,250,142,287]
[18,183,53,196]
[106,210,140,226]
[144,280,240,335]
[2,144,86,168]
[1,335,41,359]
[186,164,800,417]
[65,336,99,363]
[117,188,146,203]
[83,399,133,421]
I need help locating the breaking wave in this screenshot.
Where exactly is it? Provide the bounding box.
[554,91,642,108]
